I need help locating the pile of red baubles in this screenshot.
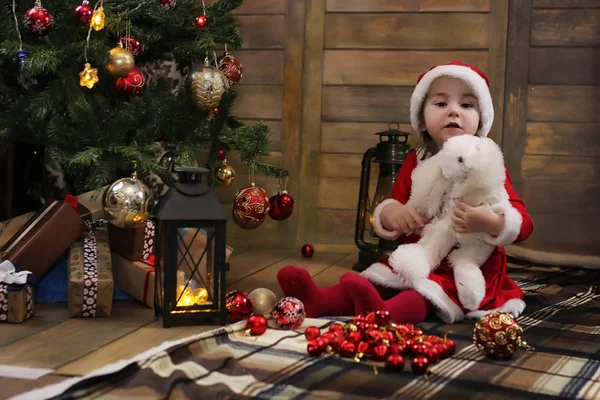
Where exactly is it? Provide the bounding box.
[304,310,455,373]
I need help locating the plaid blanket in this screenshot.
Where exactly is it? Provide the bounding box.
[13,262,600,400]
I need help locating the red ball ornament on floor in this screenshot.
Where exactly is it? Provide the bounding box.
[232,185,270,230]
[307,338,327,356]
[114,66,146,99]
[411,356,430,374]
[159,0,177,10]
[218,52,243,85]
[385,354,405,371]
[225,291,253,322]
[194,14,208,28]
[304,326,321,341]
[272,296,305,330]
[23,5,54,35]
[74,1,93,23]
[246,315,268,336]
[473,311,528,359]
[121,37,144,57]
[301,244,314,258]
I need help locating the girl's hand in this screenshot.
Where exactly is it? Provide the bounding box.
[381,202,428,236]
[452,199,504,236]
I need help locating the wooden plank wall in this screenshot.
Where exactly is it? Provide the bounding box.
[298,0,509,252]
[504,0,600,255]
[203,0,304,249]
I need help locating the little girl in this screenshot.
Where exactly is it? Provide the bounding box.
[277,61,534,324]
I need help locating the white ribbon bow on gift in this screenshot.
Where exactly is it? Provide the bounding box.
[0,260,31,285]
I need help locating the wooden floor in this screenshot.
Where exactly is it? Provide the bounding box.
[0,248,355,399]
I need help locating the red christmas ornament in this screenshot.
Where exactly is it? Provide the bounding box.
[301,244,314,258]
[277,191,294,212]
[121,36,144,57]
[23,2,54,35]
[246,315,268,336]
[74,0,93,23]
[321,331,336,345]
[329,335,345,352]
[225,291,253,322]
[159,0,177,10]
[304,326,321,341]
[388,342,406,356]
[217,149,226,160]
[411,356,430,374]
[272,296,305,330]
[329,323,344,336]
[218,51,243,85]
[114,66,145,99]
[268,193,293,221]
[444,338,456,356]
[385,354,405,371]
[232,185,270,230]
[412,343,428,357]
[194,14,208,28]
[347,330,363,344]
[372,343,389,361]
[434,342,450,359]
[374,309,391,326]
[425,346,440,363]
[338,340,356,357]
[307,338,326,356]
[473,311,529,358]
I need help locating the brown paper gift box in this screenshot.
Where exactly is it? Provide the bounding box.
[0,283,35,323]
[108,220,155,262]
[68,228,114,317]
[0,212,35,249]
[112,229,233,308]
[77,186,109,222]
[1,201,86,279]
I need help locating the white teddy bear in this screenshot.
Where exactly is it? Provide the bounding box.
[388,134,509,310]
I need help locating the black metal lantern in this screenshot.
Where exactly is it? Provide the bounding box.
[154,166,229,327]
[354,125,412,271]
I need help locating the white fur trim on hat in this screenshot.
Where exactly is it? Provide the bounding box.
[483,202,523,246]
[373,198,403,241]
[410,64,494,137]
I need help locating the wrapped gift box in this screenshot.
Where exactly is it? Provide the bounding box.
[68,227,113,317]
[112,229,233,308]
[1,200,86,279]
[108,220,155,262]
[77,186,109,222]
[0,211,35,249]
[0,260,36,323]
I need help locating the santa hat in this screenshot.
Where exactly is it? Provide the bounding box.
[410,61,494,137]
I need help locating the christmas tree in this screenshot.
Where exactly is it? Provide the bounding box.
[0,0,287,194]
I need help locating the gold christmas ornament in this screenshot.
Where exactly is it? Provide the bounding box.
[248,288,277,316]
[91,6,105,31]
[79,63,99,89]
[215,159,235,187]
[102,171,154,228]
[106,42,134,77]
[189,58,229,110]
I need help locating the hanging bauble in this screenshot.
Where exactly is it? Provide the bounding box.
[194,14,208,29]
[215,160,235,187]
[268,193,292,221]
[245,315,268,336]
[218,51,243,85]
[248,288,277,315]
[74,0,93,23]
[120,36,144,57]
[17,50,27,71]
[102,173,154,228]
[114,66,146,99]
[189,60,229,110]
[90,6,105,31]
[301,244,314,258]
[272,297,306,330]
[232,184,270,230]
[159,0,177,10]
[473,311,531,359]
[79,63,99,89]
[225,290,253,322]
[23,1,54,35]
[217,149,226,160]
[278,190,294,212]
[106,42,135,78]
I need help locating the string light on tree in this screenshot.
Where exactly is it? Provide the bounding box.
[11,0,26,71]
[90,1,105,31]
[194,1,208,29]
[79,63,99,89]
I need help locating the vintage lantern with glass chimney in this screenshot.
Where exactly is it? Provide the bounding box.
[354,125,412,271]
[154,166,229,328]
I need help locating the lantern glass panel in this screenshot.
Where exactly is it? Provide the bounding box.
[171,226,217,313]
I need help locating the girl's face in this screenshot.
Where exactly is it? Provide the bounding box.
[419,76,481,149]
